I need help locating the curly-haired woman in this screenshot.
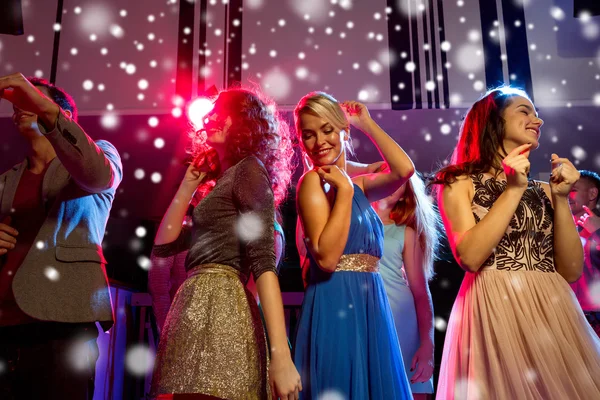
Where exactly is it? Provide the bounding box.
[150,88,301,399]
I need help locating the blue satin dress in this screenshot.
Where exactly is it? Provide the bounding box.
[293,184,412,399]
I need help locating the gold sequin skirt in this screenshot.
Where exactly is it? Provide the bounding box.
[150,263,270,400]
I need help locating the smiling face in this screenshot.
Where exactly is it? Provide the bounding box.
[203,111,232,148]
[299,111,348,168]
[501,95,544,153]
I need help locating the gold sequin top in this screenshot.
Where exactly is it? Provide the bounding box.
[153,156,277,283]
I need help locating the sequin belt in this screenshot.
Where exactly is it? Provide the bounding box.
[187,263,248,282]
[335,254,380,273]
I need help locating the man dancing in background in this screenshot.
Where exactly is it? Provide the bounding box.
[0,73,122,399]
[569,170,600,336]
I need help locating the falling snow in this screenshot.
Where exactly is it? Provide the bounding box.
[236,213,265,242]
[125,345,155,376]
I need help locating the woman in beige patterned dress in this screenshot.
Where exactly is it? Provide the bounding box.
[433,87,600,399]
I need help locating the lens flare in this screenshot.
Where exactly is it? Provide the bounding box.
[187,98,215,129]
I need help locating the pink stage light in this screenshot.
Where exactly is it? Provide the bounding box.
[187,97,214,129]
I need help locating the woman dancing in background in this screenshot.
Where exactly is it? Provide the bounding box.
[433,86,600,399]
[293,92,414,399]
[150,88,301,399]
[373,173,440,399]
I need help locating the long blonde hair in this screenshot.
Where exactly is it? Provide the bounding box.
[389,173,441,280]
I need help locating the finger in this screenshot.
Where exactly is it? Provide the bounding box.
[0,233,17,244]
[550,164,563,178]
[298,378,303,392]
[0,225,18,238]
[518,147,531,158]
[0,248,7,255]
[507,143,533,158]
[506,160,530,174]
[0,74,18,92]
[506,154,531,164]
[550,154,562,170]
[577,220,584,227]
[411,366,425,383]
[410,355,418,372]
[420,366,434,382]
[0,88,15,103]
[551,156,573,166]
[583,205,593,214]
[508,158,531,170]
[294,387,299,400]
[0,239,16,249]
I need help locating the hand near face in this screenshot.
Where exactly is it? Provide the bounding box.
[182,162,208,189]
[0,73,59,125]
[549,153,580,197]
[340,101,372,131]
[577,205,600,234]
[316,165,354,193]
[502,143,531,191]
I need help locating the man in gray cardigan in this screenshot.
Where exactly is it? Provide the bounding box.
[0,73,122,399]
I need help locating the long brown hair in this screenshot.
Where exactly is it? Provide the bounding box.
[389,173,441,280]
[431,86,531,188]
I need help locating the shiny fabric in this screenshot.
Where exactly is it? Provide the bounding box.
[294,184,411,399]
[380,224,434,394]
[153,156,277,281]
[436,174,600,400]
[150,264,269,399]
[150,156,278,399]
[335,254,380,273]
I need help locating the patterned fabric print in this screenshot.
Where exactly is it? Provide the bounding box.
[471,173,555,272]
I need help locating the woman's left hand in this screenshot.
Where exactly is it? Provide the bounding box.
[409,341,434,384]
[549,153,580,197]
[340,101,372,132]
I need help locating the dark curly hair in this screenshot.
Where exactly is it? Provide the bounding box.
[188,87,295,206]
[27,77,78,121]
[431,86,531,188]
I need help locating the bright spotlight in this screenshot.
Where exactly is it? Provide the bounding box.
[187,98,214,129]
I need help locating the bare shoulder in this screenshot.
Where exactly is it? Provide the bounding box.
[441,175,474,200]
[297,170,321,193]
[297,170,326,203]
[403,225,416,248]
